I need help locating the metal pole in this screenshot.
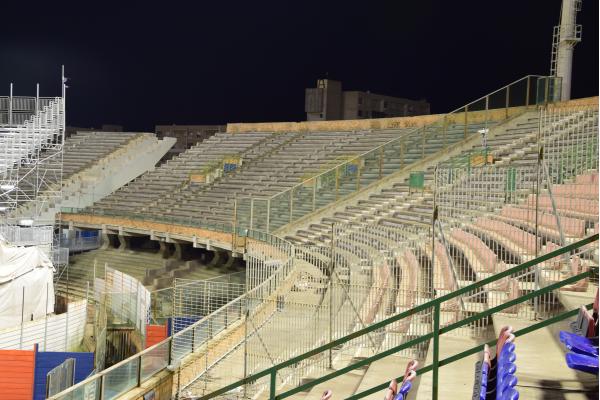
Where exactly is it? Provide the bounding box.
[36,83,39,113]
[44,283,49,351]
[250,198,254,230]
[335,168,340,200]
[243,309,249,399]
[312,179,317,212]
[505,85,510,118]
[464,105,468,138]
[432,303,440,400]
[328,223,335,369]
[289,188,293,224]
[19,287,25,349]
[266,199,271,233]
[525,76,531,107]
[9,83,13,126]
[270,370,277,399]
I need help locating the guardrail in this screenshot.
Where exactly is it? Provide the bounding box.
[198,233,598,400]
[235,75,562,233]
[48,230,294,400]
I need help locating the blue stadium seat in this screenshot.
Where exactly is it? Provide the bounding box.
[559,331,598,356]
[560,290,599,375]
[565,353,599,375]
[473,326,519,400]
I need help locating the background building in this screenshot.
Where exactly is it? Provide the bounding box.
[305,79,430,121]
[155,124,225,158]
[65,124,123,138]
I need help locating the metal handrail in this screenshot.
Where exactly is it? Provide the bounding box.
[198,233,598,400]
[263,75,546,202]
[48,228,295,399]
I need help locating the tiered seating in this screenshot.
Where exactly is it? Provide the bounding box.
[92,132,275,214]
[89,129,418,225]
[473,326,519,400]
[62,131,140,178]
[286,115,541,245]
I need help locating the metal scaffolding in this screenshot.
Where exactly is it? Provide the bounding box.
[0,68,67,259]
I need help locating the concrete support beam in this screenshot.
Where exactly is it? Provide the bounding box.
[118,234,132,252]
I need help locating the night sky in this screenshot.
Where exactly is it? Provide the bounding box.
[1,0,598,131]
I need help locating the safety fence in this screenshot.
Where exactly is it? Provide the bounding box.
[0,224,53,246]
[235,75,562,233]
[0,95,56,125]
[434,103,598,321]
[0,298,87,352]
[94,266,151,332]
[195,235,598,400]
[47,231,296,400]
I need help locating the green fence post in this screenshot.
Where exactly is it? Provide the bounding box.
[270,370,277,399]
[432,303,440,400]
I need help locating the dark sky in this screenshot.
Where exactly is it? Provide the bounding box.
[1,0,598,131]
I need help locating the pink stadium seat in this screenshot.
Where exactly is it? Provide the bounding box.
[575,173,599,185]
[476,218,539,255]
[527,195,598,217]
[553,183,599,200]
[501,206,586,237]
[451,229,497,273]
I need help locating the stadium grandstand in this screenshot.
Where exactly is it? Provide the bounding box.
[0,0,597,399]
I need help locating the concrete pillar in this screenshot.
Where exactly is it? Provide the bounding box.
[173,242,184,260]
[158,241,171,259]
[207,250,222,268]
[118,235,131,252]
[101,233,113,250]
[222,251,235,271]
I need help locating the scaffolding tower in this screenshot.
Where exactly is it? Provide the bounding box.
[0,68,66,260]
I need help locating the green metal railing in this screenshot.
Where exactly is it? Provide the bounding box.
[235,75,562,233]
[199,233,598,400]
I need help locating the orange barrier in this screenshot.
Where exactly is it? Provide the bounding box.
[146,324,169,348]
[0,348,36,400]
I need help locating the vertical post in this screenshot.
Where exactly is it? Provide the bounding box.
[65,294,70,350]
[356,163,361,191]
[335,168,340,200]
[289,188,293,224]
[99,375,105,400]
[136,355,142,387]
[8,83,13,126]
[243,309,249,399]
[328,223,335,369]
[44,283,49,351]
[312,178,317,211]
[266,199,271,233]
[379,147,383,179]
[484,95,490,131]
[463,105,469,138]
[250,198,254,230]
[534,113,542,318]
[269,370,277,399]
[36,83,40,113]
[432,303,441,400]
[525,76,531,107]
[505,85,510,118]
[19,287,25,349]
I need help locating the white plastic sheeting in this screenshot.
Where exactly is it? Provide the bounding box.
[0,240,55,329]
